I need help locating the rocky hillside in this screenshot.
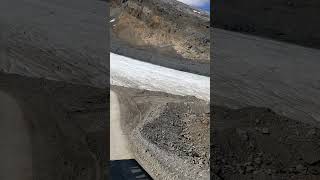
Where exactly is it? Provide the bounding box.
[111,0,210,62]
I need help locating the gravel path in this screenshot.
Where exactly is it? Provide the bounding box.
[110,90,133,160]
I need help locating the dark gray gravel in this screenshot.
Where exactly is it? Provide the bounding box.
[212,106,320,180]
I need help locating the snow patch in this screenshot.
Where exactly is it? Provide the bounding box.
[110,53,210,101]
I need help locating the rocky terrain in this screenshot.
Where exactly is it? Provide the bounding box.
[212,106,320,180]
[109,0,211,179]
[110,0,210,63]
[212,1,320,179]
[112,86,210,180]
[0,0,108,88]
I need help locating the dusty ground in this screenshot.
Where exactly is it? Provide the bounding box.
[112,86,210,180]
[110,90,133,160]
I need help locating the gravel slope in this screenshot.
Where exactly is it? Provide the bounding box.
[111,0,210,62]
[112,86,210,180]
[212,28,320,179]
[0,0,108,88]
[213,28,320,126]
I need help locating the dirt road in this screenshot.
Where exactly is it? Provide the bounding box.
[112,86,210,180]
[110,90,133,160]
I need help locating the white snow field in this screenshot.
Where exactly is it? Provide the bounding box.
[110,53,210,101]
